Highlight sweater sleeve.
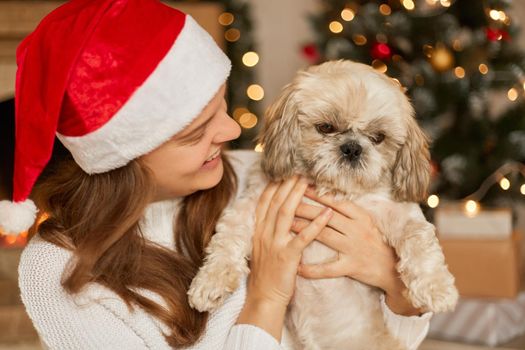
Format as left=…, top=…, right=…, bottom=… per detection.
left=18, top=237, right=156, bottom=350
left=224, top=324, right=282, bottom=349
left=379, top=293, right=433, bottom=350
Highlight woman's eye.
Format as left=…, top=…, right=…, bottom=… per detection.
left=315, top=123, right=336, bottom=134
left=370, top=132, right=385, bottom=144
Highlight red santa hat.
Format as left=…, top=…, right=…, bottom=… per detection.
left=0, top=0, right=231, bottom=234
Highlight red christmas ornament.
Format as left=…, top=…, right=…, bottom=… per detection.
left=302, top=43, right=320, bottom=63
left=371, top=42, right=392, bottom=60
left=485, top=27, right=511, bottom=41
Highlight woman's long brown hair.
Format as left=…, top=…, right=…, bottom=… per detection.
left=30, top=151, right=237, bottom=347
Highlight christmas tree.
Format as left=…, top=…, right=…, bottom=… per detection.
left=304, top=0, right=525, bottom=205
left=212, top=0, right=263, bottom=148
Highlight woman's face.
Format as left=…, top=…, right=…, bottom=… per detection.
left=140, top=84, right=241, bottom=200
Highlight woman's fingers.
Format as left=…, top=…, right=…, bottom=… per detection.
left=288, top=207, right=333, bottom=254
left=291, top=218, right=348, bottom=250
left=273, top=178, right=309, bottom=238
left=304, top=187, right=369, bottom=221
left=255, top=182, right=280, bottom=233
left=297, top=259, right=345, bottom=279
left=295, top=203, right=356, bottom=237
left=259, top=175, right=300, bottom=237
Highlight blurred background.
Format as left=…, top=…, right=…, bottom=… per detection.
left=1, top=0, right=525, bottom=349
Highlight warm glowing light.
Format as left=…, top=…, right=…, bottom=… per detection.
left=239, top=113, right=258, bottom=129
left=402, top=0, right=415, bottom=10
left=498, top=11, right=507, bottom=22
left=520, top=184, right=525, bottom=195
left=242, top=51, right=259, bottom=67
left=233, top=107, right=250, bottom=121
left=225, top=28, right=240, bottom=42
left=372, top=59, right=387, bottom=73
left=479, top=64, right=489, bottom=74
left=508, top=88, right=518, bottom=101
left=247, top=84, right=264, bottom=101
left=489, top=9, right=500, bottom=20
left=464, top=200, right=480, bottom=217
left=499, top=177, right=510, bottom=190
left=440, top=0, right=451, bottom=7
left=341, top=8, right=355, bottom=21
left=427, top=195, right=439, bottom=208
left=218, top=12, right=234, bottom=26
left=454, top=66, right=465, bottom=78
left=423, top=44, right=433, bottom=58
left=379, top=4, right=391, bottom=16
left=352, top=34, right=367, bottom=45
left=329, top=21, right=344, bottom=33
left=255, top=143, right=264, bottom=152
left=6, top=234, right=17, bottom=245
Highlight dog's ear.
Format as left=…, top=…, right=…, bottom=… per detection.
left=392, top=112, right=431, bottom=203
left=257, top=82, right=300, bottom=181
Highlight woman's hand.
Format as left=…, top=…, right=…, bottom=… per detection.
left=236, top=176, right=334, bottom=340
left=291, top=186, right=423, bottom=316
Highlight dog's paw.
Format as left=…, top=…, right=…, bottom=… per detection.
left=188, top=265, right=246, bottom=312
left=406, top=269, right=459, bottom=313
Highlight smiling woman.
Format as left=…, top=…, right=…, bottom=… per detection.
left=140, top=84, right=241, bottom=200
left=8, top=1, right=433, bottom=349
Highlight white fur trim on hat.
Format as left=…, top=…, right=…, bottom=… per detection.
left=0, top=199, right=38, bottom=234
left=57, top=16, right=231, bottom=174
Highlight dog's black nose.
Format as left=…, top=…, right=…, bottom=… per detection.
left=340, top=141, right=362, bottom=161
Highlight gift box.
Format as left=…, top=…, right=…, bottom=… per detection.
left=428, top=292, right=525, bottom=346
left=435, top=205, right=513, bottom=239
left=438, top=231, right=522, bottom=298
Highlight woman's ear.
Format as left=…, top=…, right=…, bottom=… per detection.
left=257, top=82, right=300, bottom=181
left=391, top=111, right=431, bottom=203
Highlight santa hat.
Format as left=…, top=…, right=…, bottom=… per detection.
left=0, top=0, right=231, bottom=234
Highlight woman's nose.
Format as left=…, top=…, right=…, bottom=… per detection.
left=212, top=113, right=241, bottom=144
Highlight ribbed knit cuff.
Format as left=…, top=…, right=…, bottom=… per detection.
left=380, top=293, right=433, bottom=350
left=224, top=324, right=281, bottom=350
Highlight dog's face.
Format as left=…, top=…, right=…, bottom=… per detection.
left=258, top=60, right=430, bottom=202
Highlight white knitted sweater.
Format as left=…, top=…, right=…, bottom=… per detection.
left=18, top=150, right=432, bottom=349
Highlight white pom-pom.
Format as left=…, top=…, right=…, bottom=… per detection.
left=0, top=199, right=38, bottom=234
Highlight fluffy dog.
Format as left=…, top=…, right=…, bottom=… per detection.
left=188, top=60, right=458, bottom=349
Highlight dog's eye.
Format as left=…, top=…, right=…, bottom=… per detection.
left=316, top=123, right=336, bottom=134
left=370, top=132, right=385, bottom=144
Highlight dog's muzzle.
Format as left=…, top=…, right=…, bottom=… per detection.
left=340, top=141, right=362, bottom=162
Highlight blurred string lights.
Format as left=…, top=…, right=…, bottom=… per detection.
left=323, top=0, right=525, bottom=102
left=218, top=9, right=264, bottom=131
left=305, top=0, right=525, bottom=205
left=426, top=162, right=525, bottom=216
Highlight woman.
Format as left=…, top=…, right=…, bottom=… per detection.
left=2, top=0, right=432, bottom=348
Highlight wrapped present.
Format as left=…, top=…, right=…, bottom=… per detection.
left=428, top=292, right=525, bottom=346
left=435, top=204, right=512, bottom=240
left=438, top=231, right=522, bottom=298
